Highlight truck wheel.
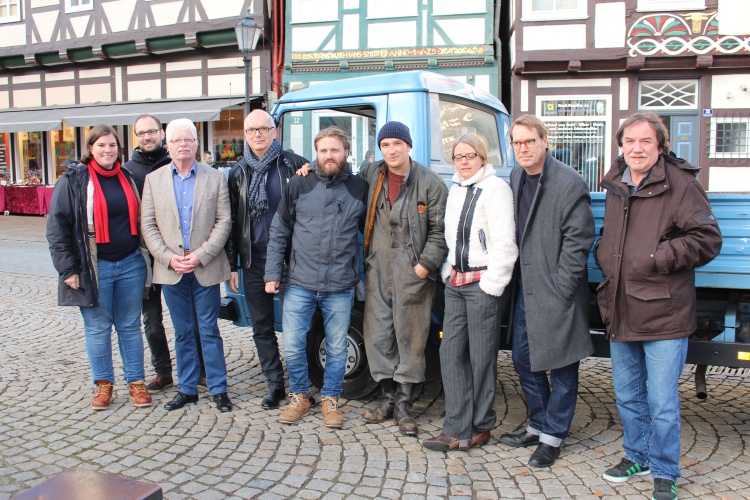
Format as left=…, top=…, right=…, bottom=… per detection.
left=306, top=305, right=379, bottom=400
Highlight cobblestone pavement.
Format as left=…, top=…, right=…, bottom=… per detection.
left=1, top=215, right=749, bottom=499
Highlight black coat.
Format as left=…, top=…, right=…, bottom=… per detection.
left=124, top=147, right=171, bottom=196
left=46, top=164, right=140, bottom=307
left=225, top=150, right=309, bottom=271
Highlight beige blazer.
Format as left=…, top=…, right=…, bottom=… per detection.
left=141, top=162, right=231, bottom=286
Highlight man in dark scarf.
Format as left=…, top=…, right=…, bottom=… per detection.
left=225, top=109, right=310, bottom=410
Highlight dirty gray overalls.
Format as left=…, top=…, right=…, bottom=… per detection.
left=363, top=173, right=435, bottom=385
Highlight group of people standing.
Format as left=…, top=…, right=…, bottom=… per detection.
left=47, top=106, right=720, bottom=500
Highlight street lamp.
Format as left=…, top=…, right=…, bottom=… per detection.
left=235, top=6, right=263, bottom=116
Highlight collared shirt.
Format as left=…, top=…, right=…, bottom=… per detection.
left=172, top=162, right=197, bottom=252
left=622, top=167, right=652, bottom=195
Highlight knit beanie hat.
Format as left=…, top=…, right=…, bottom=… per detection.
left=377, top=121, right=412, bottom=149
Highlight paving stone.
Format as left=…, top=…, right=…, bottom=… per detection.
left=0, top=215, right=748, bottom=500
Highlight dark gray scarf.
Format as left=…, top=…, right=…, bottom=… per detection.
left=244, top=139, right=282, bottom=220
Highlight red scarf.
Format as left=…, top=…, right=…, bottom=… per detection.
left=88, top=159, right=139, bottom=244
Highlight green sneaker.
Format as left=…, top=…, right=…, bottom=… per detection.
left=602, top=458, right=651, bottom=483
left=652, top=478, right=678, bottom=500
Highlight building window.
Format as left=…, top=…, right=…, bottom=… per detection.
left=291, top=0, right=338, bottom=23
left=636, top=0, right=705, bottom=12
left=709, top=117, right=750, bottom=159
left=638, top=80, right=698, bottom=111
left=66, top=0, right=93, bottom=13
left=522, top=0, right=587, bottom=21
left=0, top=132, right=10, bottom=182
left=368, top=0, right=417, bottom=19
left=537, top=96, right=611, bottom=192
left=16, top=132, right=44, bottom=183
left=0, top=0, right=21, bottom=23
left=51, top=127, right=77, bottom=183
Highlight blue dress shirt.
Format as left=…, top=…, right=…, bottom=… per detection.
left=172, top=162, right=197, bottom=252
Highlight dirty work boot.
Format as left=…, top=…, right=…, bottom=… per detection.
left=321, top=396, right=344, bottom=428
left=393, top=382, right=419, bottom=436
left=278, top=393, right=311, bottom=424
left=363, top=379, right=396, bottom=423
left=92, top=380, right=114, bottom=410
left=129, top=380, right=153, bottom=407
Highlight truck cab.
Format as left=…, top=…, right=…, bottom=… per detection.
left=222, top=71, right=514, bottom=398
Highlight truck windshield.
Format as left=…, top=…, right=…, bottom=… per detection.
left=278, top=107, right=376, bottom=174
left=430, top=95, right=504, bottom=178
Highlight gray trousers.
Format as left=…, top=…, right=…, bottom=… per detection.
left=363, top=190, right=435, bottom=384
left=440, top=280, right=507, bottom=439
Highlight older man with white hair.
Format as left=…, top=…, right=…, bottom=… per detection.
left=141, top=118, right=233, bottom=412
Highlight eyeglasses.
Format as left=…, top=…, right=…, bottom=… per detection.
left=510, top=138, right=537, bottom=149
left=168, top=138, right=196, bottom=144
left=135, top=129, right=160, bottom=138
left=452, top=153, right=479, bottom=162
left=245, top=126, right=275, bottom=135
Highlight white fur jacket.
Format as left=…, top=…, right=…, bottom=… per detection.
left=442, top=164, right=518, bottom=297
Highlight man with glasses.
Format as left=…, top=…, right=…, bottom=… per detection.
left=125, top=114, right=206, bottom=394
left=141, top=118, right=233, bottom=412
left=500, top=114, right=595, bottom=468
left=225, top=109, right=310, bottom=410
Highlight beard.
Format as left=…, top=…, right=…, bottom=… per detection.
left=318, top=157, right=348, bottom=176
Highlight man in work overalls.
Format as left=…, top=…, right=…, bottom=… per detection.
left=360, top=121, right=448, bottom=436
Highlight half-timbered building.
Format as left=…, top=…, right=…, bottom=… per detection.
left=0, top=0, right=276, bottom=185
left=512, top=0, right=750, bottom=191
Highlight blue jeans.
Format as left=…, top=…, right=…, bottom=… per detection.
left=162, top=273, right=228, bottom=396
left=512, top=285, right=580, bottom=447
left=80, top=249, right=146, bottom=385
left=610, top=337, right=688, bottom=482
left=282, top=284, right=354, bottom=397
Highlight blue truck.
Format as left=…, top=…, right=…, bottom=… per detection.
left=220, top=71, right=750, bottom=399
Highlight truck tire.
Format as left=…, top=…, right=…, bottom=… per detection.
left=306, top=305, right=379, bottom=400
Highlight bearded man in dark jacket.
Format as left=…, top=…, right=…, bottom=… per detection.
left=125, top=113, right=205, bottom=393
left=225, top=109, right=310, bottom=410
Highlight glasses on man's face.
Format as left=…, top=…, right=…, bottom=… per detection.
left=135, top=129, right=160, bottom=138
left=245, top=126, right=275, bottom=135
left=510, top=138, right=537, bottom=150
left=452, top=152, right=479, bottom=162
left=168, top=138, right=196, bottom=145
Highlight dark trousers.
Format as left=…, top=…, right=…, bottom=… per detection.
left=143, top=283, right=204, bottom=378
left=242, top=258, right=285, bottom=391
left=512, top=284, right=580, bottom=447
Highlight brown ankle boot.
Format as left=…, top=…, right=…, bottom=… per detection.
left=129, top=380, right=153, bottom=407
left=363, top=379, right=396, bottom=423
left=92, top=380, right=114, bottom=410
left=279, top=393, right=311, bottom=424
left=321, top=396, right=344, bottom=428
left=393, top=383, right=419, bottom=436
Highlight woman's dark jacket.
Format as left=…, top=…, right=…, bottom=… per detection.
left=46, top=164, right=140, bottom=307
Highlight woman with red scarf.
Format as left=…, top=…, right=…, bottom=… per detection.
left=47, top=124, right=152, bottom=411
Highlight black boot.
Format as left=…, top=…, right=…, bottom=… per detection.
left=363, top=379, right=396, bottom=423
left=393, top=382, right=419, bottom=436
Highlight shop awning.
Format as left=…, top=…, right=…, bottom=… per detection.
left=63, top=98, right=246, bottom=127
left=0, top=108, right=68, bottom=132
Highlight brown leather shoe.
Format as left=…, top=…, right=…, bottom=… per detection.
left=145, top=375, right=173, bottom=393
left=469, top=430, right=491, bottom=448
left=423, top=433, right=470, bottom=452
left=92, top=380, right=114, bottom=410
left=129, top=380, right=153, bottom=407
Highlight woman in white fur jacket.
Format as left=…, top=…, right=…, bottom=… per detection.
left=423, top=133, right=518, bottom=452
